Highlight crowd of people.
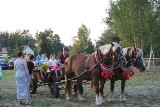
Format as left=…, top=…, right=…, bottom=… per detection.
left=14, top=47, right=69, bottom=105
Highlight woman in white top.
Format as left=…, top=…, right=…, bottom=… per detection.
left=49, top=54, right=62, bottom=78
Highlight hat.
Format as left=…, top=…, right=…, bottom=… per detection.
left=63, top=47, right=68, bottom=51
left=36, top=55, right=41, bottom=61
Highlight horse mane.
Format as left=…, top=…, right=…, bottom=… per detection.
left=99, top=42, right=120, bottom=55
left=123, top=47, right=143, bottom=58
left=136, top=48, right=143, bottom=58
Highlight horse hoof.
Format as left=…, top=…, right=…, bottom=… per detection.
left=99, top=97, right=105, bottom=104
left=120, top=96, right=126, bottom=102
left=108, top=97, right=112, bottom=102
left=66, top=96, right=71, bottom=101
left=95, top=100, right=102, bottom=106
left=78, top=96, right=85, bottom=101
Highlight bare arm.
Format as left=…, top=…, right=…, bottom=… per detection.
left=49, top=59, right=52, bottom=67
left=14, top=63, right=16, bottom=76
left=58, top=59, right=64, bottom=66
left=23, top=60, right=29, bottom=78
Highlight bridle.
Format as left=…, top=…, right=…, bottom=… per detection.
left=95, top=47, right=125, bottom=80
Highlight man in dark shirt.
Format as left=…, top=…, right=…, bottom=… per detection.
left=58, top=47, right=69, bottom=72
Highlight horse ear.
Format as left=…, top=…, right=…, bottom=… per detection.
left=129, top=48, right=133, bottom=57
left=134, top=46, right=136, bottom=52
left=111, top=42, right=114, bottom=47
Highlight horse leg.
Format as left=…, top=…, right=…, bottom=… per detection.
left=120, top=79, right=126, bottom=102
left=65, top=75, right=72, bottom=101
left=76, top=79, right=84, bottom=101
left=108, top=79, right=115, bottom=102
left=93, top=78, right=102, bottom=106
left=99, top=79, right=106, bottom=104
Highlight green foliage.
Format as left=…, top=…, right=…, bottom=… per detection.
left=36, top=29, right=53, bottom=57
left=71, top=24, right=94, bottom=54
left=105, top=0, right=160, bottom=57
left=0, top=30, right=36, bottom=57
left=51, top=34, right=63, bottom=57
left=36, top=29, right=63, bottom=58
left=96, top=29, right=120, bottom=47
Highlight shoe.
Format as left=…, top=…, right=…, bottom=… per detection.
left=18, top=101, right=23, bottom=105
left=25, top=102, right=33, bottom=105
left=37, top=80, right=43, bottom=84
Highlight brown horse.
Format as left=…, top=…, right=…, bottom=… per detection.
left=108, top=47, right=145, bottom=102
left=64, top=42, right=127, bottom=105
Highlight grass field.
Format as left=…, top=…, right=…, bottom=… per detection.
left=0, top=69, right=160, bottom=107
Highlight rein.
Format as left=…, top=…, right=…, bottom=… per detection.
left=63, top=53, right=99, bottom=82
left=63, top=48, right=126, bottom=82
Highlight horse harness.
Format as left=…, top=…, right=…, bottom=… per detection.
left=83, top=48, right=123, bottom=80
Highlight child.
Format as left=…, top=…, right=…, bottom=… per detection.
left=49, top=54, right=62, bottom=78
left=34, top=55, right=43, bottom=82
left=41, top=54, right=48, bottom=64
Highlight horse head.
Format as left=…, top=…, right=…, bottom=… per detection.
left=126, top=47, right=145, bottom=72
left=99, top=42, right=127, bottom=68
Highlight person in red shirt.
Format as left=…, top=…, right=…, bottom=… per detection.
left=58, top=47, right=69, bottom=74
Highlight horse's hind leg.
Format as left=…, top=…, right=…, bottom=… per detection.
left=108, top=79, right=115, bottom=102
left=99, top=79, right=106, bottom=104
left=120, top=79, right=126, bottom=102
left=65, top=75, right=72, bottom=101
left=76, top=79, right=84, bottom=101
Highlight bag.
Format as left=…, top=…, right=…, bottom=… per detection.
left=0, top=66, right=2, bottom=80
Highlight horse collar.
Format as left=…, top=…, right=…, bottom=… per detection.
left=95, top=49, right=114, bottom=76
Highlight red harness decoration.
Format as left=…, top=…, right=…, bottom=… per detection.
left=95, top=49, right=114, bottom=81
left=121, top=66, right=135, bottom=80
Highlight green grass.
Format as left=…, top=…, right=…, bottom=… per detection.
left=0, top=70, right=160, bottom=107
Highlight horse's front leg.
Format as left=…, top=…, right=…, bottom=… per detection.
left=65, top=75, right=72, bottom=101
left=93, top=78, right=102, bottom=106
left=76, top=79, right=84, bottom=101
left=108, top=79, right=115, bottom=102
left=99, top=79, right=106, bottom=104
left=120, top=79, right=126, bottom=102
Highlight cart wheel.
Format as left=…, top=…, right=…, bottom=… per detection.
left=50, top=83, right=59, bottom=98
left=74, top=84, right=83, bottom=95
left=30, top=79, right=37, bottom=94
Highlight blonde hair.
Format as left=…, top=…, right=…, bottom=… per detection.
left=42, top=54, right=47, bottom=58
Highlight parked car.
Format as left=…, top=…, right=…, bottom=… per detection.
left=8, top=58, right=16, bottom=69
left=8, top=61, right=14, bottom=69
left=0, top=66, right=2, bottom=80
left=0, top=60, right=8, bottom=70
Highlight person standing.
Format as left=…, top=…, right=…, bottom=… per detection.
left=14, top=51, right=31, bottom=105
left=27, top=55, right=34, bottom=79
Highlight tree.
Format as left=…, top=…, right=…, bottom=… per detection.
left=105, top=0, right=160, bottom=57
left=6, top=30, right=36, bottom=57
left=105, top=0, right=153, bottom=48
left=71, top=24, right=94, bottom=54
left=96, top=29, right=120, bottom=47
left=35, top=28, right=53, bottom=57
left=51, top=34, right=63, bottom=57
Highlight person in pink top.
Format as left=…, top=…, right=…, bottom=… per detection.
left=49, top=54, right=62, bottom=78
